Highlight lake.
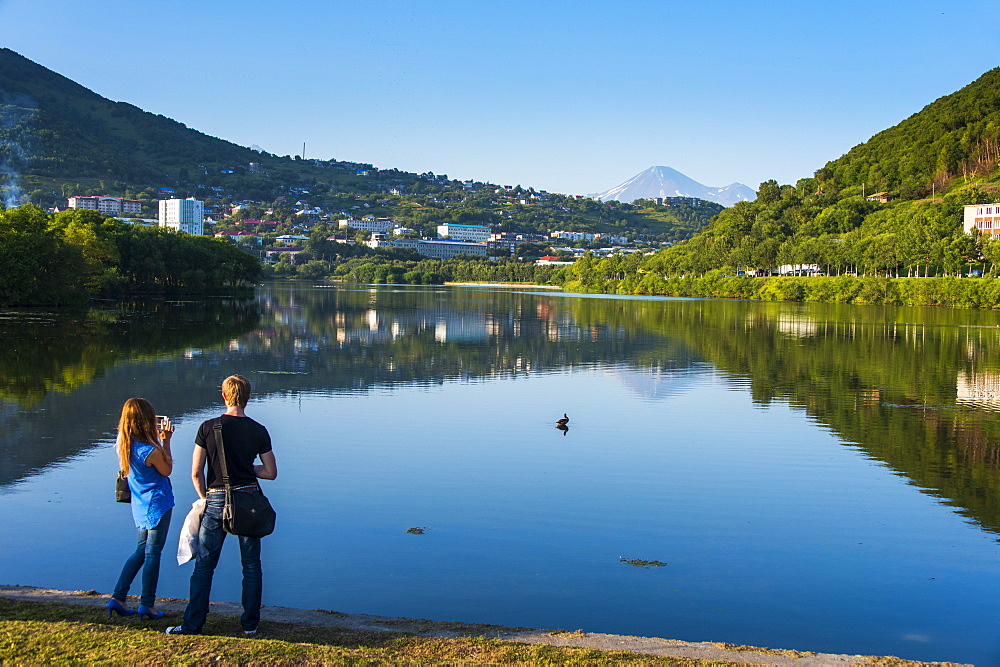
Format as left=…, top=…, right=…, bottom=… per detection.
left=1, top=282, right=998, bottom=664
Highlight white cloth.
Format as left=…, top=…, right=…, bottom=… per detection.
left=176, top=498, right=207, bottom=565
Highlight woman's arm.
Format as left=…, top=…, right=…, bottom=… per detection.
left=191, top=446, right=208, bottom=499
left=145, top=447, right=173, bottom=476
left=157, top=417, right=174, bottom=463
left=254, top=451, right=277, bottom=480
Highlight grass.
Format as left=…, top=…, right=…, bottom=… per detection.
left=0, top=597, right=721, bottom=665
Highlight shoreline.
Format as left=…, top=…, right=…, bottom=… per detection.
left=0, top=585, right=958, bottom=666
left=444, top=282, right=562, bottom=289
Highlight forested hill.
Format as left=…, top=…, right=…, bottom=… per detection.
left=0, top=48, right=262, bottom=184
left=636, top=67, right=1000, bottom=277
left=816, top=67, right=1000, bottom=199
left=0, top=48, right=427, bottom=204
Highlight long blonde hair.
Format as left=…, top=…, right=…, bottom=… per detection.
left=115, top=398, right=169, bottom=474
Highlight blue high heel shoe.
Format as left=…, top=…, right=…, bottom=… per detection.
left=106, top=598, right=136, bottom=618
left=137, top=604, right=164, bottom=620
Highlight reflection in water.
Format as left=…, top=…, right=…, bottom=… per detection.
left=0, top=298, right=260, bottom=488
left=4, top=284, right=999, bottom=542
left=611, top=365, right=704, bottom=401
left=956, top=371, right=1000, bottom=409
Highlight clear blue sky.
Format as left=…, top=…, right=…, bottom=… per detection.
left=1, top=0, right=998, bottom=196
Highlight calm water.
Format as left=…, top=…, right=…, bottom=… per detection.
left=1, top=283, right=998, bottom=664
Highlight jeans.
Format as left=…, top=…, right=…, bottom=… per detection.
left=182, top=491, right=262, bottom=633
left=113, top=508, right=173, bottom=607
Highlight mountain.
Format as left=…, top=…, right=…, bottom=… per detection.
left=593, top=166, right=756, bottom=207
left=0, top=48, right=401, bottom=204
left=0, top=48, right=263, bottom=184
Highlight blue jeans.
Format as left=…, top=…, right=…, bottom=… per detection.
left=182, top=491, right=262, bottom=633
left=113, top=508, right=173, bottom=607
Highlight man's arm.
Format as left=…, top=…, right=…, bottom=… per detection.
left=255, top=451, right=277, bottom=480
left=191, top=446, right=208, bottom=499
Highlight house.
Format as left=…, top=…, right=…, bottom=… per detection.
left=215, top=230, right=263, bottom=245
left=238, top=220, right=280, bottom=231
left=865, top=192, right=897, bottom=203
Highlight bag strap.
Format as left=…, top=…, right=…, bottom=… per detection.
left=213, top=419, right=234, bottom=513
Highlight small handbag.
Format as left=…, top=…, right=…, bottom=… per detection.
left=213, top=421, right=276, bottom=538
left=115, top=470, right=131, bottom=503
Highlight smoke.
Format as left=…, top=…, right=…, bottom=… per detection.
left=0, top=90, right=37, bottom=209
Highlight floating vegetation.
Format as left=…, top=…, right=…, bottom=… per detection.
left=619, top=557, right=667, bottom=568
left=406, top=527, right=428, bottom=535
left=550, top=629, right=588, bottom=638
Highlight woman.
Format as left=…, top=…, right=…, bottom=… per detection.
left=106, top=398, right=175, bottom=620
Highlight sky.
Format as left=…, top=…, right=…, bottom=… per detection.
left=1, top=0, right=998, bottom=196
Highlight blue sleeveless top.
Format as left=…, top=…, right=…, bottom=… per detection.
left=128, top=442, right=175, bottom=529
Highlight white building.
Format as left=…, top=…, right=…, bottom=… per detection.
left=375, top=238, right=487, bottom=259
left=158, top=198, right=205, bottom=235
left=339, top=217, right=393, bottom=233
left=413, top=240, right=487, bottom=259
left=68, top=196, right=142, bottom=215
left=777, top=264, right=824, bottom=276
left=550, top=230, right=595, bottom=241
left=964, top=203, right=1000, bottom=238
left=437, top=224, right=491, bottom=242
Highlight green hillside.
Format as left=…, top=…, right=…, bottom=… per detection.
left=0, top=48, right=396, bottom=205
left=817, top=67, right=1000, bottom=199
left=629, top=67, right=1000, bottom=279
left=0, top=47, right=258, bottom=183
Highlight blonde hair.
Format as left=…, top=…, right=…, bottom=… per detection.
left=222, top=374, right=251, bottom=408
left=115, top=397, right=168, bottom=474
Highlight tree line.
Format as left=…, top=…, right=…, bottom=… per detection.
left=0, top=205, right=260, bottom=306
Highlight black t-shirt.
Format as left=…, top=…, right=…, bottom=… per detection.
left=195, top=415, right=272, bottom=488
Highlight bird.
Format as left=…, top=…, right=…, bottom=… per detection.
left=556, top=413, right=569, bottom=426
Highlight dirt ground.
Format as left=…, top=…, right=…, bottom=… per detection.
left=0, top=585, right=960, bottom=666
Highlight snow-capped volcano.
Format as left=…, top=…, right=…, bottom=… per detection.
left=593, top=166, right=755, bottom=207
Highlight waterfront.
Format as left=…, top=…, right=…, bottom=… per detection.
left=0, top=283, right=998, bottom=664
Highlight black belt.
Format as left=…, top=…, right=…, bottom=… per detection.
left=207, top=484, right=258, bottom=494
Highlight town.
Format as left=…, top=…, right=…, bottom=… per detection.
left=58, top=173, right=717, bottom=270
left=59, top=187, right=1000, bottom=279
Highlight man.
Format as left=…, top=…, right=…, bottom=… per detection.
left=166, top=375, right=277, bottom=636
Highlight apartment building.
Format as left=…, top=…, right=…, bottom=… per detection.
left=436, top=224, right=491, bottom=243
left=965, top=203, right=1000, bottom=238
left=158, top=197, right=205, bottom=235
left=68, top=196, right=142, bottom=215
